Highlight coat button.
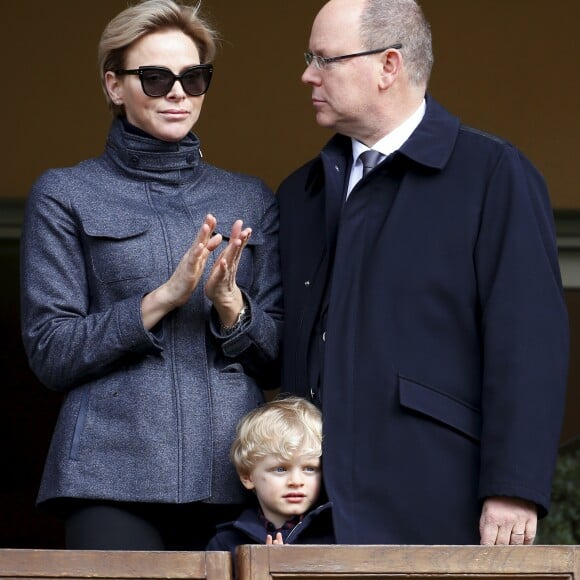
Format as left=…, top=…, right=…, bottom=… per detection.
left=322, top=331, right=326, bottom=342
left=304, top=280, right=310, bottom=287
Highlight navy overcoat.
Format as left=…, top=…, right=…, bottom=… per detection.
left=277, top=96, right=569, bottom=544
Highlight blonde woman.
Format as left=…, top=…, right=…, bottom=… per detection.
left=20, top=0, right=282, bottom=550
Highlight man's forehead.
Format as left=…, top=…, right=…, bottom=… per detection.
left=309, top=4, right=362, bottom=52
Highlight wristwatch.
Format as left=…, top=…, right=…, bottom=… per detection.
left=220, top=304, right=249, bottom=335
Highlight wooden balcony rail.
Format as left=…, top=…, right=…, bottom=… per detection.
left=0, top=545, right=577, bottom=580
left=0, top=549, right=232, bottom=580
left=236, top=544, right=580, bottom=580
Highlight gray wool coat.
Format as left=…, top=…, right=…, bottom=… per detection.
left=20, top=119, right=283, bottom=506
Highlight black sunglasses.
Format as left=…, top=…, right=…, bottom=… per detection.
left=114, top=64, right=213, bottom=97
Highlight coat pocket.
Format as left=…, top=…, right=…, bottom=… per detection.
left=83, top=217, right=153, bottom=283
left=69, top=385, right=92, bottom=460
left=398, top=375, right=481, bottom=441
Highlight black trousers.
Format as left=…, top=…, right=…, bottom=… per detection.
left=63, top=499, right=242, bottom=550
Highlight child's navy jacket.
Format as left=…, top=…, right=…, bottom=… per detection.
left=206, top=501, right=334, bottom=557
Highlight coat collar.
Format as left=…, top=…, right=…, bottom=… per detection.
left=310, top=94, right=461, bottom=179
left=104, top=117, right=203, bottom=183
left=223, top=501, right=333, bottom=543
left=398, top=95, right=461, bottom=170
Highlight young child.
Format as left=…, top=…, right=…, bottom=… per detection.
left=206, top=395, right=334, bottom=553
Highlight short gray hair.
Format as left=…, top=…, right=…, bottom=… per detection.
left=360, top=0, right=433, bottom=88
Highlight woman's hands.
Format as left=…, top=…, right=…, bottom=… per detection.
left=141, top=214, right=250, bottom=330
left=205, top=218, right=252, bottom=328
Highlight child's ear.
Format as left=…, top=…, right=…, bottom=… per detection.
left=239, top=472, right=255, bottom=491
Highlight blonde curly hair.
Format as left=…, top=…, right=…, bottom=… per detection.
left=231, top=396, right=322, bottom=476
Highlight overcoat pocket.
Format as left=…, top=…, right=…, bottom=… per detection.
left=398, top=375, right=481, bottom=441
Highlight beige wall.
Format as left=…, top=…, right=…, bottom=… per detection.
left=3, top=0, right=579, bottom=208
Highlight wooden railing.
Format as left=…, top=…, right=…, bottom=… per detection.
left=0, top=545, right=577, bottom=580
left=0, top=549, right=231, bottom=579
left=237, top=545, right=580, bottom=579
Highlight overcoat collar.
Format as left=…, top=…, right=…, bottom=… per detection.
left=399, top=95, right=461, bottom=170
left=306, top=94, right=462, bottom=186
left=301, top=95, right=460, bottom=249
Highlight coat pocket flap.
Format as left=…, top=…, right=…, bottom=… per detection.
left=219, top=231, right=265, bottom=246
left=399, top=376, right=481, bottom=441
left=82, top=217, right=151, bottom=240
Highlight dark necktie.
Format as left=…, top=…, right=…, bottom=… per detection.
left=359, top=149, right=382, bottom=177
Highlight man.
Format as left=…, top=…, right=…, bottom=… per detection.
left=277, top=0, right=569, bottom=546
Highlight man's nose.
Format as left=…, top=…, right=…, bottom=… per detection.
left=301, top=64, right=320, bottom=85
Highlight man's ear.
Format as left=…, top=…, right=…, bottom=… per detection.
left=378, top=48, right=402, bottom=90
left=104, top=70, right=124, bottom=106
left=239, top=472, right=255, bottom=491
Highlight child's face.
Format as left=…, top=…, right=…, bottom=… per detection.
left=240, top=450, right=322, bottom=529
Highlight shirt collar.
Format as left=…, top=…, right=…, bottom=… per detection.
left=351, top=98, right=427, bottom=162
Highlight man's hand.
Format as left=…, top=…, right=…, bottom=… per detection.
left=480, top=496, right=537, bottom=545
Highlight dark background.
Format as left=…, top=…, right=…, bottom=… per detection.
left=1, top=0, right=579, bottom=206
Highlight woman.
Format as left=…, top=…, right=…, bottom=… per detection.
left=20, top=0, right=282, bottom=550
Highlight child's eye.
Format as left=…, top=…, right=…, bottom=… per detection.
left=304, top=466, right=319, bottom=473
left=273, top=466, right=287, bottom=473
